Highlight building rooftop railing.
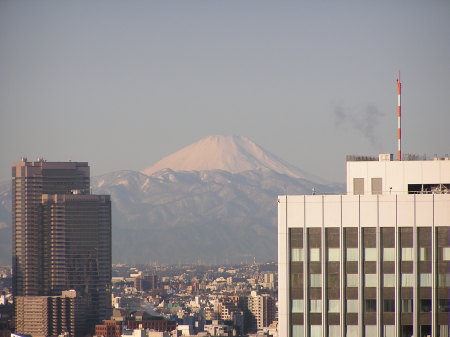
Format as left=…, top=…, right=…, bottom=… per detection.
left=347, top=154, right=449, bottom=162
left=403, top=154, right=428, bottom=161
left=346, top=155, right=378, bottom=162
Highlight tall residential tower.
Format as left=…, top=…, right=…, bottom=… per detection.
left=12, top=158, right=112, bottom=336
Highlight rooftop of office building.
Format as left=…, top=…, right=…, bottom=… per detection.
left=346, top=153, right=450, bottom=162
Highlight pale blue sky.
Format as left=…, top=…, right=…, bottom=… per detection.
left=1, top=1, right=449, bottom=183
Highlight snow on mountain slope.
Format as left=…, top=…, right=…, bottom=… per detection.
left=91, top=168, right=342, bottom=264
left=142, top=135, right=326, bottom=183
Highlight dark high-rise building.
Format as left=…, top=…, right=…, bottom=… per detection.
left=40, top=193, right=112, bottom=326
left=12, top=158, right=111, bottom=336
left=134, top=275, right=158, bottom=291
left=12, top=159, right=90, bottom=296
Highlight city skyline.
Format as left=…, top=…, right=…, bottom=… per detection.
left=1, top=1, right=450, bottom=184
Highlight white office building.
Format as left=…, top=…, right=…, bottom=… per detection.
left=278, top=154, right=450, bottom=337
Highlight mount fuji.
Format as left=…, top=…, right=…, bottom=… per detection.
left=142, top=135, right=327, bottom=183
left=0, top=135, right=343, bottom=264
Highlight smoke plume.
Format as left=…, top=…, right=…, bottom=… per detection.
left=334, top=103, right=384, bottom=145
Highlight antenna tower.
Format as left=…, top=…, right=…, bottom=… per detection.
left=397, top=72, right=402, bottom=161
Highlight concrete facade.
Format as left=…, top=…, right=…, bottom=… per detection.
left=347, top=155, right=450, bottom=195
left=12, top=159, right=90, bottom=296
left=278, top=156, right=450, bottom=337
left=15, top=290, right=86, bottom=337
left=12, top=159, right=112, bottom=336
left=248, top=292, right=276, bottom=331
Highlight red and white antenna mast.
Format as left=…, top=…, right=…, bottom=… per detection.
left=396, top=72, right=402, bottom=161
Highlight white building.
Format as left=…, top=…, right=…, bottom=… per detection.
left=248, top=291, right=276, bottom=331
left=122, top=329, right=171, bottom=337
left=122, top=330, right=147, bottom=337
left=278, top=155, right=450, bottom=337
left=148, top=332, right=171, bottom=337
left=262, top=272, right=275, bottom=290
left=177, top=325, right=194, bottom=336
left=204, top=322, right=233, bottom=336
left=112, top=294, right=122, bottom=309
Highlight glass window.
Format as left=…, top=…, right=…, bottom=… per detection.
left=365, top=299, right=376, bottom=312
left=329, top=325, right=340, bottom=337
left=328, top=300, right=340, bottom=313
left=401, top=299, right=413, bottom=313
left=365, top=273, right=377, bottom=287
left=293, top=325, right=303, bottom=337
left=310, top=325, right=322, bottom=337
left=402, top=247, right=413, bottom=261
left=439, top=273, right=450, bottom=287
left=439, top=326, right=449, bottom=337
left=346, top=326, right=358, bottom=337
left=346, top=248, right=358, bottom=261
left=401, top=273, right=414, bottom=287
left=384, top=299, right=395, bottom=312
left=328, top=248, right=340, bottom=262
left=292, top=273, right=302, bottom=288
left=365, top=325, right=376, bottom=337
left=310, top=248, right=320, bottom=262
left=442, top=247, right=450, bottom=260
left=292, top=299, right=304, bottom=313
left=347, top=274, right=358, bottom=287
left=420, top=299, right=432, bottom=312
left=310, top=300, right=322, bottom=313
left=347, top=300, right=358, bottom=313
left=420, top=273, right=432, bottom=287
left=384, top=325, right=395, bottom=337
left=383, top=274, right=395, bottom=287
left=420, top=247, right=431, bottom=261
left=438, top=299, right=450, bottom=312
left=291, top=248, right=303, bottom=262
left=383, top=248, right=395, bottom=261
left=365, top=248, right=377, bottom=261
left=328, top=273, right=339, bottom=288
left=310, top=274, right=321, bottom=287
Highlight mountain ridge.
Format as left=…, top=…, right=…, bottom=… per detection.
left=91, top=168, right=341, bottom=263
left=0, top=136, right=343, bottom=264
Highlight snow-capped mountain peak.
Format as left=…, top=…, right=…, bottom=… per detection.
left=142, top=135, right=320, bottom=182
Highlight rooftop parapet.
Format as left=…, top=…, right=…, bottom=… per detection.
left=347, top=153, right=449, bottom=162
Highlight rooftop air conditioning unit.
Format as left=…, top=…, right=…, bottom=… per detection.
left=379, top=153, right=393, bottom=161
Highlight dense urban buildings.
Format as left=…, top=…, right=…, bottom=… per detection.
left=1, top=259, right=278, bottom=336
left=278, top=154, right=450, bottom=337
left=12, top=158, right=112, bottom=336
left=107, top=263, right=278, bottom=336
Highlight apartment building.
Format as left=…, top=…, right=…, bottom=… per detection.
left=12, top=158, right=112, bottom=336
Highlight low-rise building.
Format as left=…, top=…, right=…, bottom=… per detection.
left=15, top=290, right=86, bottom=337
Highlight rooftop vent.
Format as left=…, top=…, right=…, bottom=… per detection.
left=379, top=154, right=393, bottom=161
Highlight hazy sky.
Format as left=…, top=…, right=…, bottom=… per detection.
left=1, top=1, right=449, bottom=183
